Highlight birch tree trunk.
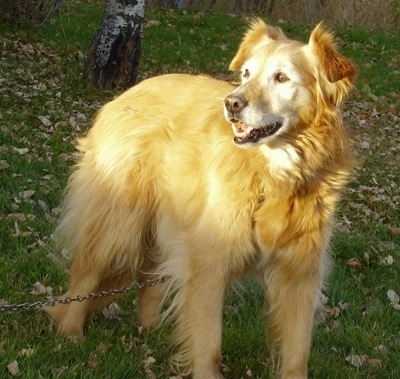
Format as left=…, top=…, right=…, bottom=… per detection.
left=84, top=0, right=145, bottom=90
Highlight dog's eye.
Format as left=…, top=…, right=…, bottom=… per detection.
left=275, top=72, right=289, bottom=83
left=242, top=69, right=250, bottom=79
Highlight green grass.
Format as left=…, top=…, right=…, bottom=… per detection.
left=1, top=2, right=400, bottom=378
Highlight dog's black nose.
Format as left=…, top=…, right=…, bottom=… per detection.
left=224, top=95, right=246, bottom=113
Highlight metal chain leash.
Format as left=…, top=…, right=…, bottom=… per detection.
left=0, top=276, right=169, bottom=312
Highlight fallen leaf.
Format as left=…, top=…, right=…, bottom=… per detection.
left=38, top=200, right=49, bottom=212
left=246, top=368, right=254, bottom=377
left=375, top=344, right=387, bottom=354
left=102, top=302, right=121, bottom=320
left=137, top=325, right=144, bottom=335
left=143, top=356, right=156, bottom=368
left=345, top=354, right=365, bottom=367
left=366, top=358, right=382, bottom=368
left=38, top=115, right=52, bottom=127
left=0, top=160, right=9, bottom=170
left=384, top=255, right=394, bottom=265
left=21, top=190, right=35, bottom=199
left=52, top=344, right=62, bottom=352
left=97, top=342, right=112, bottom=354
left=52, top=365, right=68, bottom=375
left=392, top=303, right=400, bottom=310
left=330, top=306, right=341, bottom=318
left=87, top=360, right=100, bottom=369
left=20, top=348, right=34, bottom=357
left=338, top=301, right=349, bottom=311
left=14, top=147, right=29, bottom=155
left=347, top=257, right=363, bottom=269
left=7, top=360, right=19, bottom=376
left=30, top=282, right=53, bottom=296
left=13, top=221, right=21, bottom=237
left=387, top=289, right=399, bottom=305
left=146, top=369, right=157, bottom=379
left=58, top=153, right=72, bottom=161
left=146, top=19, right=161, bottom=27
left=7, top=213, right=27, bottom=221
left=121, top=335, right=139, bottom=353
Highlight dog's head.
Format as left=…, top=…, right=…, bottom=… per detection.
left=224, top=19, right=356, bottom=147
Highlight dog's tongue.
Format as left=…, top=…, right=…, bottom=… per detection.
left=232, top=121, right=254, bottom=139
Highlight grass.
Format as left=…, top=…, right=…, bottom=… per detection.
left=1, top=2, right=400, bottom=378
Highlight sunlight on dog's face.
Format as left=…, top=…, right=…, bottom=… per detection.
left=224, top=41, right=315, bottom=148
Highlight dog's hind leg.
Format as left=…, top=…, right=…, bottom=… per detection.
left=45, top=256, right=136, bottom=336
left=44, top=255, right=103, bottom=337
left=137, top=255, right=167, bottom=330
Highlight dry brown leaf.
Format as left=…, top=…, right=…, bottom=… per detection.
left=97, top=342, right=113, bottom=354
left=366, top=358, right=382, bottom=368
left=38, top=115, right=52, bottom=127
left=30, top=281, right=53, bottom=296
left=87, top=360, right=100, bottom=369
left=38, top=200, right=49, bottom=212
left=143, top=356, right=156, bottom=368
left=387, top=289, right=399, bottom=304
left=375, top=344, right=388, bottom=354
left=346, top=257, right=363, bottom=269
left=52, top=344, right=62, bottom=352
left=14, top=147, right=29, bottom=155
left=52, top=365, right=68, bottom=375
left=384, top=255, right=394, bottom=265
left=13, top=221, right=21, bottom=237
left=0, top=160, right=9, bottom=170
left=330, top=306, right=341, bottom=318
left=246, top=368, right=254, bottom=378
left=121, top=335, right=139, bottom=353
left=345, top=354, right=366, bottom=367
left=338, top=301, right=349, bottom=311
left=102, top=302, right=121, bottom=320
left=21, top=190, right=35, bottom=199
left=20, top=348, right=34, bottom=357
left=146, top=19, right=161, bottom=27
left=387, top=289, right=400, bottom=310
left=7, top=360, right=19, bottom=376
left=58, top=153, right=72, bottom=161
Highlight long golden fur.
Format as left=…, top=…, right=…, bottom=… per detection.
left=45, top=20, right=356, bottom=378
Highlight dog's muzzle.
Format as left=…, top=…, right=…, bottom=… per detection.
left=224, top=94, right=283, bottom=145
left=224, top=94, right=247, bottom=123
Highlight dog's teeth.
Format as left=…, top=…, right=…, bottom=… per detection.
left=234, top=121, right=283, bottom=144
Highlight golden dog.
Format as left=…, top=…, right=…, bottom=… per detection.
left=45, top=20, right=356, bottom=378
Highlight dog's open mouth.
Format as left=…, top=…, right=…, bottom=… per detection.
left=233, top=121, right=283, bottom=144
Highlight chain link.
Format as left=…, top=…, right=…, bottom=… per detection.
left=0, top=276, right=169, bottom=312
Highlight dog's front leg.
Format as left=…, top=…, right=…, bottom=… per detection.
left=171, top=257, right=227, bottom=379
left=263, top=243, right=326, bottom=379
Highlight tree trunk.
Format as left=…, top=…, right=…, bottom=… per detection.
left=84, top=0, right=145, bottom=90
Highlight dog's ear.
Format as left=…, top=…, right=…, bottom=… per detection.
left=229, top=19, right=286, bottom=71
left=309, top=23, right=356, bottom=83
left=309, top=23, right=356, bottom=105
